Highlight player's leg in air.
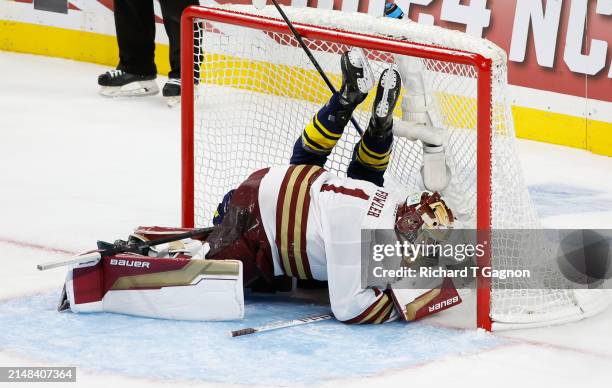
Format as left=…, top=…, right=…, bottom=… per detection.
left=290, top=48, right=373, bottom=166
left=346, top=64, right=401, bottom=186
left=290, top=48, right=402, bottom=187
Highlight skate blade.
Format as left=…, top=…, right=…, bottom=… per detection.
left=348, top=47, right=374, bottom=93
left=165, top=96, right=181, bottom=107
left=99, top=80, right=159, bottom=97
left=375, top=64, right=400, bottom=117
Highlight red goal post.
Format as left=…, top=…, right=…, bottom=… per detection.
left=180, top=5, right=494, bottom=329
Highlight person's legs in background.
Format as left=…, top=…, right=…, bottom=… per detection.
left=115, top=0, right=157, bottom=76
left=98, top=0, right=159, bottom=96
left=159, top=0, right=200, bottom=101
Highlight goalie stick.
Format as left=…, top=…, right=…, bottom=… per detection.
left=264, top=0, right=365, bottom=136
left=36, top=226, right=215, bottom=271
left=230, top=312, right=334, bottom=337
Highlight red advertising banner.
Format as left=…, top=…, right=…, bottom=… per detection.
left=216, top=0, right=611, bottom=103
left=13, top=0, right=610, bottom=102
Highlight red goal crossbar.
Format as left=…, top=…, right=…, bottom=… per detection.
left=179, top=5, right=493, bottom=330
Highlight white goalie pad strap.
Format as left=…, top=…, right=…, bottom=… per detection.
left=401, top=93, right=433, bottom=114
left=148, top=239, right=203, bottom=258
left=193, top=242, right=211, bottom=260
left=403, top=111, right=432, bottom=128
left=402, top=97, right=433, bottom=127
left=66, top=256, right=244, bottom=321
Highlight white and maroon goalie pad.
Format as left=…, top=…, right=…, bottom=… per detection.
left=391, top=278, right=462, bottom=322
left=63, top=254, right=244, bottom=321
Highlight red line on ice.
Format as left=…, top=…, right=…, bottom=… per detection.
left=0, top=237, right=76, bottom=255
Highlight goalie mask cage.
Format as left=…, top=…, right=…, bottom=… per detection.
left=180, top=5, right=609, bottom=331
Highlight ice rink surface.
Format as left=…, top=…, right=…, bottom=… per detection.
left=1, top=51, right=612, bottom=387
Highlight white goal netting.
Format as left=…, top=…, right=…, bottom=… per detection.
left=186, top=5, right=609, bottom=329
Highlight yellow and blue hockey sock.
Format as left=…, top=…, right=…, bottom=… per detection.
left=347, top=123, right=393, bottom=186
left=290, top=93, right=353, bottom=166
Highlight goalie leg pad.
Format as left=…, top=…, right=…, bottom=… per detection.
left=63, top=254, right=244, bottom=321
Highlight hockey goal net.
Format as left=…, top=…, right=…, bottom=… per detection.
left=180, top=5, right=609, bottom=330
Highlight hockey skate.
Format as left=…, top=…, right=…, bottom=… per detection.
left=367, top=64, right=402, bottom=138
left=339, top=47, right=374, bottom=107
left=163, top=78, right=181, bottom=107
left=98, top=69, right=159, bottom=97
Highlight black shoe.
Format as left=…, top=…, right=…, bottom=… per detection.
left=98, top=69, right=158, bottom=97
left=163, top=78, right=182, bottom=107
left=368, top=65, right=402, bottom=138
left=98, top=69, right=156, bottom=87
left=338, top=48, right=374, bottom=107
left=162, top=78, right=181, bottom=97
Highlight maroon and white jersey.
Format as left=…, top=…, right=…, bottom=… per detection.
left=257, top=165, right=406, bottom=323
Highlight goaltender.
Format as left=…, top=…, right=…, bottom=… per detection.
left=59, top=48, right=462, bottom=324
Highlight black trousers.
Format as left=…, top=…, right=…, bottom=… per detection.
left=114, top=0, right=199, bottom=79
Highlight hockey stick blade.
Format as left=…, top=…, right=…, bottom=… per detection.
left=229, top=312, right=334, bottom=337
left=36, top=226, right=215, bottom=271
left=37, top=251, right=102, bottom=271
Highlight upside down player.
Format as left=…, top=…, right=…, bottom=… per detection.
left=60, top=48, right=462, bottom=324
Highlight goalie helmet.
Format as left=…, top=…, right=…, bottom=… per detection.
left=395, top=191, right=454, bottom=243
